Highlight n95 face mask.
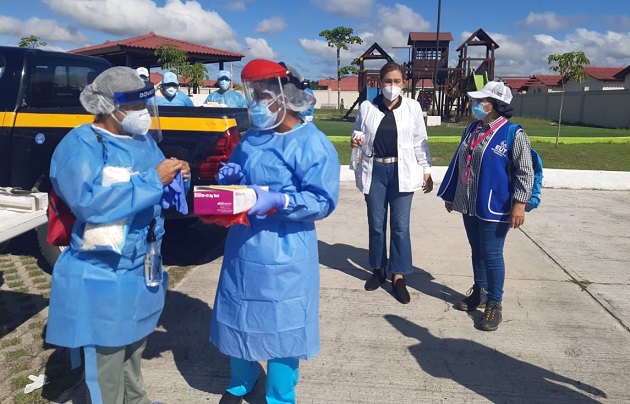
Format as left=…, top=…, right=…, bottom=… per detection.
left=121, top=109, right=152, bottom=136
left=382, top=85, right=401, bottom=101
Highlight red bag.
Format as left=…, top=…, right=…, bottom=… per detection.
left=46, top=188, right=75, bottom=246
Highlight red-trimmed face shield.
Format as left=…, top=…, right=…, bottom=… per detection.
left=241, top=59, right=288, bottom=130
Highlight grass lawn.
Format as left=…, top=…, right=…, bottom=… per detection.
left=313, top=112, right=630, bottom=171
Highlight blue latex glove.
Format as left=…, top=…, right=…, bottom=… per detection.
left=248, top=185, right=286, bottom=216
left=217, top=162, right=244, bottom=184
left=161, top=171, right=189, bottom=214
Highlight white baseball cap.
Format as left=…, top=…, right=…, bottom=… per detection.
left=468, top=80, right=513, bottom=104
left=136, top=67, right=149, bottom=78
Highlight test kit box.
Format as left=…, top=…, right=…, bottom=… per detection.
left=193, top=185, right=257, bottom=215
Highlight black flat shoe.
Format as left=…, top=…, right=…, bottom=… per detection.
left=364, top=268, right=387, bottom=291
left=219, top=392, right=244, bottom=404
left=392, top=275, right=410, bottom=304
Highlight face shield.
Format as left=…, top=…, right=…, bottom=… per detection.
left=241, top=59, right=288, bottom=131
left=113, top=82, right=162, bottom=142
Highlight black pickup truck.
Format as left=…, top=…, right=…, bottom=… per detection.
left=0, top=46, right=249, bottom=265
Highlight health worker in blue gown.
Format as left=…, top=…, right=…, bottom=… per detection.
left=45, top=66, right=190, bottom=404
left=154, top=71, right=194, bottom=106
left=211, top=59, right=340, bottom=404
left=203, top=69, right=247, bottom=108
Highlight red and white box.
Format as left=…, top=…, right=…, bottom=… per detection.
left=193, top=185, right=257, bottom=215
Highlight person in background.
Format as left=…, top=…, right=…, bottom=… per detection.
left=45, top=66, right=190, bottom=404
left=203, top=70, right=246, bottom=108
left=211, top=59, right=340, bottom=404
left=155, top=72, right=193, bottom=106
left=437, top=80, right=534, bottom=331
left=136, top=67, right=150, bottom=83
left=300, top=81, right=315, bottom=122
left=351, top=61, right=433, bottom=304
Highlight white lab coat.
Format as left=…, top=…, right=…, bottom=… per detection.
left=353, top=96, right=431, bottom=193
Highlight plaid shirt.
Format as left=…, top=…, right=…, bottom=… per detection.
left=452, top=117, right=534, bottom=216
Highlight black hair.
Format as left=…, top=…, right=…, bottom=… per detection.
left=278, top=62, right=305, bottom=90
left=488, top=98, right=513, bottom=119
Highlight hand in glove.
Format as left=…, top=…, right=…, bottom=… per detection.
left=248, top=185, right=286, bottom=216
left=217, top=162, right=244, bottom=184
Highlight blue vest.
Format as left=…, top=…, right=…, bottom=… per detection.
left=438, top=120, right=513, bottom=222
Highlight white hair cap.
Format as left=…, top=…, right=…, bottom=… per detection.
left=80, top=66, right=145, bottom=115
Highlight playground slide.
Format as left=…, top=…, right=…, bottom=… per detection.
left=473, top=72, right=488, bottom=90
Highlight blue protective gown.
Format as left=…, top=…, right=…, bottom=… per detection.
left=155, top=89, right=194, bottom=106
left=203, top=90, right=246, bottom=108
left=45, top=124, right=168, bottom=348
left=210, top=122, right=340, bottom=361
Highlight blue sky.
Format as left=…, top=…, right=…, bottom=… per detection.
left=1, top=0, right=629, bottom=82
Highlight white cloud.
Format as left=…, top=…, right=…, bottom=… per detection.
left=227, top=1, right=246, bottom=11
left=523, top=12, right=568, bottom=31
left=255, top=17, right=287, bottom=35
left=300, top=3, right=430, bottom=78
left=0, top=15, right=89, bottom=43
left=311, top=0, right=373, bottom=18
left=454, top=27, right=630, bottom=77
left=44, top=0, right=241, bottom=50
left=244, top=37, right=279, bottom=60
left=361, top=4, right=430, bottom=53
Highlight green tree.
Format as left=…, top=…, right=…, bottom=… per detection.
left=18, top=35, right=47, bottom=48
left=181, top=62, right=208, bottom=95
left=547, top=51, right=590, bottom=147
left=319, top=26, right=362, bottom=109
left=155, top=44, right=208, bottom=95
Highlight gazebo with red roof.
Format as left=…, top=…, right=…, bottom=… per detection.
left=70, top=32, right=244, bottom=70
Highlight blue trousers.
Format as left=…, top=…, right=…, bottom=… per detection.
left=364, top=162, right=414, bottom=275
left=226, top=356, right=299, bottom=404
left=462, top=215, right=510, bottom=302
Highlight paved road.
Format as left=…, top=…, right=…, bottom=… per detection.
left=57, top=182, right=630, bottom=404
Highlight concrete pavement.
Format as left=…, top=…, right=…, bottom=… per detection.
left=61, top=180, right=630, bottom=404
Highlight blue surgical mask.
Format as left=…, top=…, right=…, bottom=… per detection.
left=218, top=79, right=230, bottom=91
left=471, top=102, right=488, bottom=120
left=248, top=99, right=279, bottom=129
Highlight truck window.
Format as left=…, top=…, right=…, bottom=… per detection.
left=25, top=57, right=107, bottom=109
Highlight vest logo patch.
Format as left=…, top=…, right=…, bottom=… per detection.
left=492, top=140, right=508, bottom=158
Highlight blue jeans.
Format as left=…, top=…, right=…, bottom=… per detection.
left=462, top=215, right=510, bottom=302
left=365, top=162, right=414, bottom=275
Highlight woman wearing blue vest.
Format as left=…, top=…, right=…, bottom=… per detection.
left=437, top=80, right=534, bottom=331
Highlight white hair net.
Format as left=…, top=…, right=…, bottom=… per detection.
left=80, top=66, right=146, bottom=115
left=278, top=62, right=315, bottom=113
left=282, top=83, right=316, bottom=113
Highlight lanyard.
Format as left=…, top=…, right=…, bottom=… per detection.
left=465, top=117, right=507, bottom=166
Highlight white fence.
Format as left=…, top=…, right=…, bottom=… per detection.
left=511, top=89, right=630, bottom=129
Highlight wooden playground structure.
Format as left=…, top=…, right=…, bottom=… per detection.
left=345, top=28, right=499, bottom=121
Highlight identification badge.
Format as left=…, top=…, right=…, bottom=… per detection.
left=461, top=166, right=471, bottom=184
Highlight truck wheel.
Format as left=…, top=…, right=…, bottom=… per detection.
left=35, top=225, right=66, bottom=274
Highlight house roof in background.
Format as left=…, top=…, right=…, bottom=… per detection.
left=583, top=66, right=625, bottom=81
left=615, top=65, right=630, bottom=79
left=318, top=76, right=359, bottom=91
left=533, top=74, right=563, bottom=86
left=501, top=77, right=534, bottom=91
